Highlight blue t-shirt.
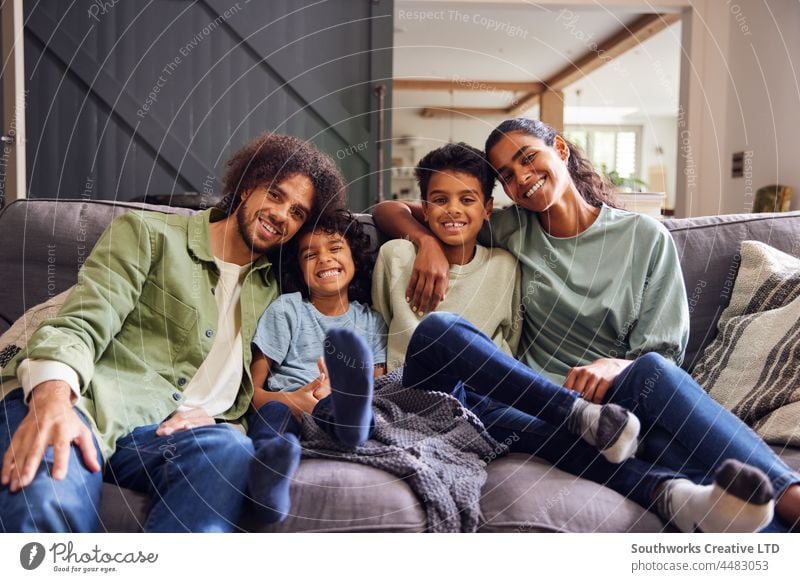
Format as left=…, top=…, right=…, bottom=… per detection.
left=252, top=292, right=388, bottom=392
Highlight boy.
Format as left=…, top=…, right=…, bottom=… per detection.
left=373, top=142, right=520, bottom=371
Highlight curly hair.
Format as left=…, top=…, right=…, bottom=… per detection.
left=485, top=118, right=618, bottom=208
left=414, top=142, right=495, bottom=202
left=277, top=209, right=375, bottom=305
left=217, top=133, right=346, bottom=219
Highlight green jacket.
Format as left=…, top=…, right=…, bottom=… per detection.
left=0, top=208, right=278, bottom=461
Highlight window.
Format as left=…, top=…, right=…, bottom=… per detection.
left=563, top=126, right=642, bottom=180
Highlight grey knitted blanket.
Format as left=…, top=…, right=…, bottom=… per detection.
left=300, top=368, right=508, bottom=532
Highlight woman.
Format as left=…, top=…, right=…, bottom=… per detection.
left=374, top=117, right=800, bottom=531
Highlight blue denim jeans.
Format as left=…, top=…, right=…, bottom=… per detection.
left=403, top=313, right=682, bottom=511
left=606, top=353, right=800, bottom=507
left=248, top=401, right=301, bottom=439
left=0, top=389, right=255, bottom=532
left=403, top=313, right=800, bottom=531
left=462, top=389, right=686, bottom=511
left=404, top=313, right=578, bottom=427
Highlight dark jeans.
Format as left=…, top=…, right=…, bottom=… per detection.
left=465, top=388, right=686, bottom=510
left=403, top=314, right=578, bottom=427
left=0, top=389, right=254, bottom=532
left=247, top=400, right=302, bottom=443
left=403, top=313, right=800, bottom=531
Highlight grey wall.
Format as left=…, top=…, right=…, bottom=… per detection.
left=23, top=0, right=393, bottom=212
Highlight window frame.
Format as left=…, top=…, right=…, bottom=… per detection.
left=563, top=124, right=643, bottom=181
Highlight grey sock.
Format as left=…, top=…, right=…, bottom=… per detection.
left=655, top=460, right=774, bottom=532
left=567, top=399, right=640, bottom=463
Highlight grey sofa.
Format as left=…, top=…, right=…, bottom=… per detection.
left=1, top=198, right=799, bottom=532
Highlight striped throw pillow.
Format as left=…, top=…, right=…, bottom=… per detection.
left=692, top=241, right=800, bottom=446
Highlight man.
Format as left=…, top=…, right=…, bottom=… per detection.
left=0, top=133, right=345, bottom=532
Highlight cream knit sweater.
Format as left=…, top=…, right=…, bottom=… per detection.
left=372, top=239, right=521, bottom=371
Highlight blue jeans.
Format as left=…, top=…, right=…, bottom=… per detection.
left=462, top=389, right=687, bottom=511
left=404, top=313, right=683, bottom=511
left=403, top=313, right=800, bottom=530
left=404, top=314, right=578, bottom=427
left=606, top=353, right=800, bottom=503
left=0, top=389, right=255, bottom=532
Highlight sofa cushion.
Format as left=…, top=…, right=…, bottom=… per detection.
left=98, top=484, right=150, bottom=532
left=664, top=211, right=800, bottom=371
left=478, top=454, right=664, bottom=532
left=101, top=447, right=800, bottom=533
left=693, top=241, right=800, bottom=446
left=254, top=459, right=426, bottom=532
left=773, top=445, right=800, bottom=471
left=101, top=459, right=427, bottom=533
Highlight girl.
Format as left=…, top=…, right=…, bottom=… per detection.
left=375, top=118, right=800, bottom=532
left=247, top=208, right=387, bottom=522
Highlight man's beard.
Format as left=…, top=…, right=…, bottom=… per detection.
left=236, top=201, right=274, bottom=256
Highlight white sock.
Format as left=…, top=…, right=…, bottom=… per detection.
left=568, top=399, right=640, bottom=463
left=656, top=460, right=775, bottom=532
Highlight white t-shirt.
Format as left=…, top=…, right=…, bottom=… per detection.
left=177, top=258, right=248, bottom=417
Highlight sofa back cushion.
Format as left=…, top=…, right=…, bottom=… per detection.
left=0, top=199, right=192, bottom=333
left=664, top=211, right=800, bottom=370
left=3, top=199, right=800, bottom=370
left=0, top=199, right=382, bottom=335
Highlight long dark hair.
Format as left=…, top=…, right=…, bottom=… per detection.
left=485, top=118, right=617, bottom=208
left=278, top=209, right=375, bottom=305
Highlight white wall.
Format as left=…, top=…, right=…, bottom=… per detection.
left=676, top=0, right=800, bottom=217
left=674, top=1, right=730, bottom=217
left=721, top=0, right=800, bottom=214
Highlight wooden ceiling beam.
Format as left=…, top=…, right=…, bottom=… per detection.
left=395, top=79, right=543, bottom=93
left=420, top=106, right=510, bottom=118
left=506, top=91, right=541, bottom=116
left=416, top=13, right=681, bottom=118
left=546, top=13, right=682, bottom=92
left=508, top=13, right=680, bottom=116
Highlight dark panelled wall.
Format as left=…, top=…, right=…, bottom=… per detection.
left=23, top=0, right=393, bottom=212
